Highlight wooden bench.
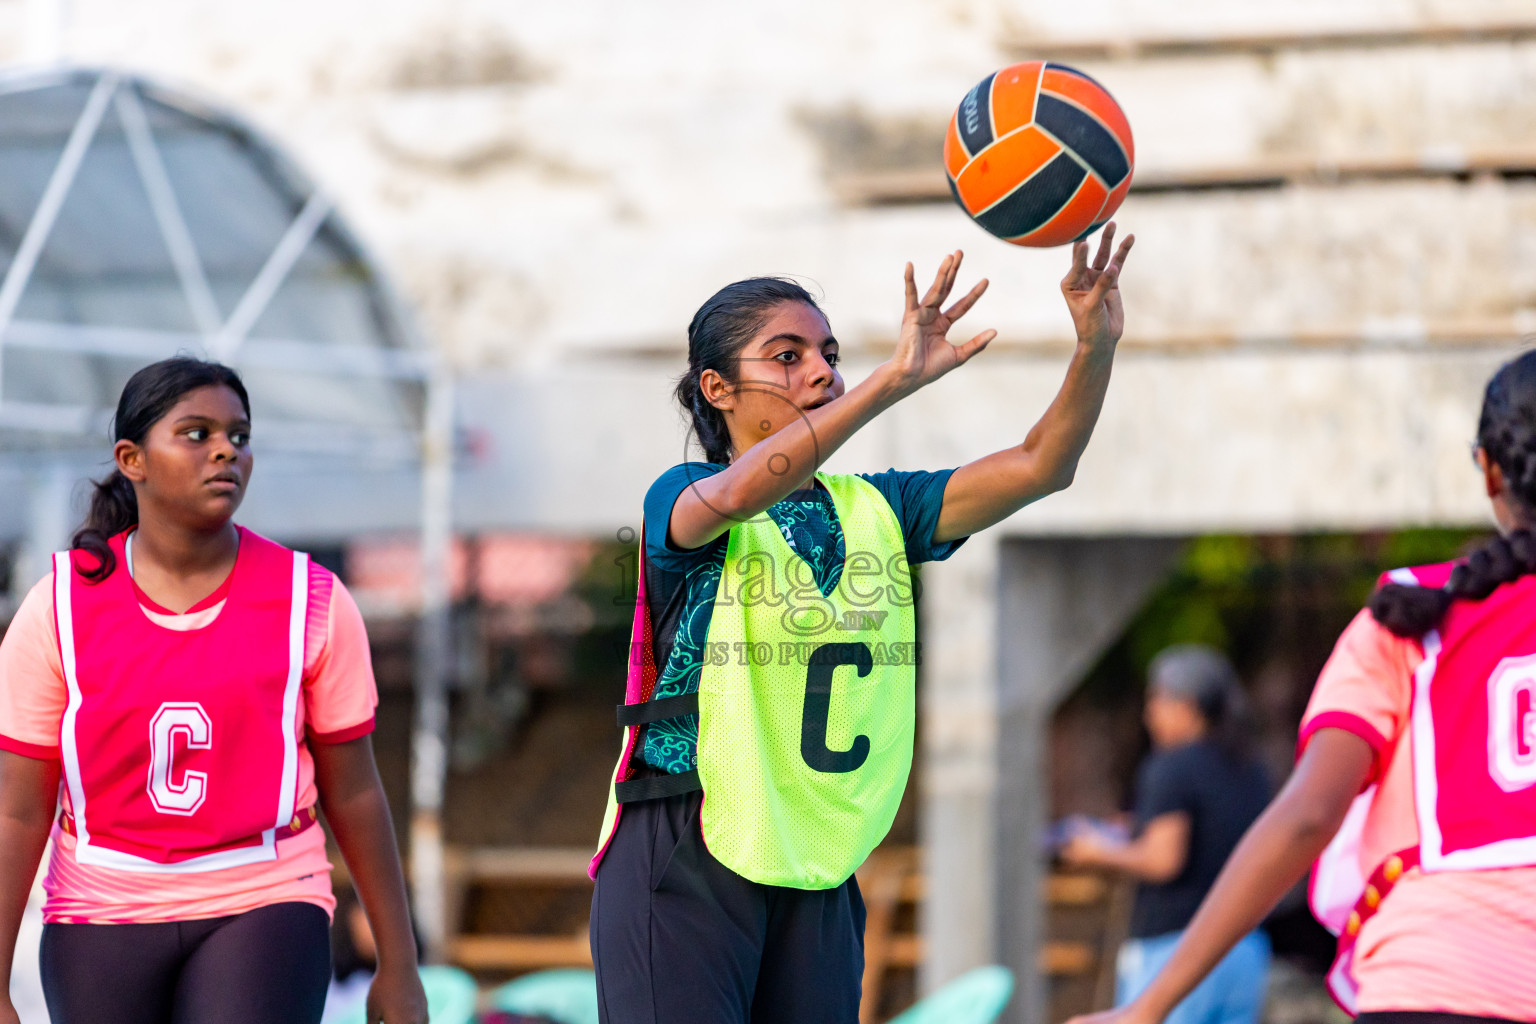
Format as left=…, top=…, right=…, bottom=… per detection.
left=444, top=846, right=596, bottom=973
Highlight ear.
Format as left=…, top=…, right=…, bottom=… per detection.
left=1478, top=446, right=1506, bottom=501
left=699, top=367, right=736, bottom=413
left=115, top=439, right=147, bottom=483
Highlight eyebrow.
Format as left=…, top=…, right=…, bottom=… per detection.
left=172, top=415, right=251, bottom=427
left=760, top=333, right=839, bottom=348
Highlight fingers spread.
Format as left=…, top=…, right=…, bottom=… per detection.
left=1092, top=222, right=1116, bottom=272
left=944, top=277, right=989, bottom=321
left=955, top=328, right=997, bottom=364
left=1109, top=233, right=1135, bottom=274
left=904, top=262, right=917, bottom=311
left=941, top=249, right=963, bottom=302
left=1063, top=239, right=1088, bottom=288
left=922, top=255, right=953, bottom=308
left=1086, top=232, right=1135, bottom=302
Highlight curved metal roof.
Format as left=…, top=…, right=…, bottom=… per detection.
left=0, top=67, right=427, bottom=459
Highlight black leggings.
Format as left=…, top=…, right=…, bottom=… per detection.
left=40, top=901, right=331, bottom=1024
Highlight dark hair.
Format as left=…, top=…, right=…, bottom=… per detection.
left=1148, top=644, right=1255, bottom=761
left=1371, top=351, right=1536, bottom=637
left=71, top=357, right=250, bottom=583
left=675, top=277, right=825, bottom=464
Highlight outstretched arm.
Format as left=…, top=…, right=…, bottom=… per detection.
left=932, top=225, right=1134, bottom=544
left=670, top=252, right=996, bottom=550
left=1066, top=728, right=1372, bottom=1024
left=0, top=751, right=57, bottom=1024
left=313, top=737, right=428, bottom=1024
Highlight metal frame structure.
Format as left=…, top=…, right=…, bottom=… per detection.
left=0, top=66, right=429, bottom=453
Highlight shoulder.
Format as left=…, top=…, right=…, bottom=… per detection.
left=644, top=463, right=728, bottom=569
left=644, top=462, right=725, bottom=531
left=9, top=571, right=58, bottom=639
left=1299, top=608, right=1419, bottom=771
left=646, top=462, right=725, bottom=504
left=853, top=468, right=965, bottom=564
left=855, top=467, right=955, bottom=512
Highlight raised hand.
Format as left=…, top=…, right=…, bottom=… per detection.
left=887, top=250, right=997, bottom=395
left=1060, top=222, right=1134, bottom=348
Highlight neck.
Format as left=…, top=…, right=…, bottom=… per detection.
left=130, top=515, right=240, bottom=578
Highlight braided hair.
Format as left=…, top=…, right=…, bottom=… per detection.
left=675, top=278, right=824, bottom=464
left=1370, top=351, right=1536, bottom=636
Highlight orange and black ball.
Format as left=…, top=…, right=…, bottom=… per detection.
left=945, top=62, right=1135, bottom=247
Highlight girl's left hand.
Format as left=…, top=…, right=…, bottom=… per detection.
left=366, top=962, right=429, bottom=1024
left=1060, top=222, right=1134, bottom=348
left=886, top=250, right=997, bottom=396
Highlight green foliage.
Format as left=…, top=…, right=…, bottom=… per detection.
left=1070, top=528, right=1488, bottom=708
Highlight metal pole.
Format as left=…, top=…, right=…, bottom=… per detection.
left=410, top=357, right=454, bottom=962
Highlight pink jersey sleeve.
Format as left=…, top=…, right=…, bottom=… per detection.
left=1299, top=608, right=1420, bottom=784
left=0, top=573, right=66, bottom=759
left=303, top=572, right=378, bottom=743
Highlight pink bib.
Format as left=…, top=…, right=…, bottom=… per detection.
left=1408, top=564, right=1536, bottom=868
left=1312, top=560, right=1536, bottom=1012
left=52, top=528, right=309, bottom=873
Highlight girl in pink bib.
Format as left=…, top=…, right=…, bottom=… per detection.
left=1068, top=352, right=1536, bottom=1024
left=0, top=358, right=427, bottom=1024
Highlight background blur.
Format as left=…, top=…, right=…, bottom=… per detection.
left=2, top=1, right=1534, bottom=1021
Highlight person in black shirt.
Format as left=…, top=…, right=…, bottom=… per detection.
left=1063, top=645, right=1271, bottom=1024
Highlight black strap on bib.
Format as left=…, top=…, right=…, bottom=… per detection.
left=615, top=769, right=702, bottom=803
left=616, top=692, right=699, bottom=727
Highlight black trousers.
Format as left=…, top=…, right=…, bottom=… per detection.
left=590, top=789, right=866, bottom=1024
left=40, top=901, right=332, bottom=1024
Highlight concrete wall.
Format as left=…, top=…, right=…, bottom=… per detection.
left=3, top=1, right=1533, bottom=1014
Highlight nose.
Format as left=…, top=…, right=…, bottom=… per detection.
left=211, top=433, right=236, bottom=462
left=805, top=352, right=835, bottom=389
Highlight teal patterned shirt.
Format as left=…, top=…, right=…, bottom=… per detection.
left=636, top=463, right=965, bottom=773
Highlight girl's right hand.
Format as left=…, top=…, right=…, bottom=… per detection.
left=365, top=962, right=429, bottom=1024
left=884, top=251, right=996, bottom=396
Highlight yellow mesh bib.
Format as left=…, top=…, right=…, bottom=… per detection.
left=695, top=472, right=917, bottom=889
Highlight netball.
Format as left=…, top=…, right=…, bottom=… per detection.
left=944, top=61, right=1135, bottom=247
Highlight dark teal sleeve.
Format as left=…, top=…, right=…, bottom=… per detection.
left=643, top=462, right=728, bottom=573
left=858, top=468, right=967, bottom=564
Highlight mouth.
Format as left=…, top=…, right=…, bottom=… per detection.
left=205, top=473, right=241, bottom=492
left=805, top=395, right=834, bottom=411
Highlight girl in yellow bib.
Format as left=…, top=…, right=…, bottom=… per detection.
left=589, top=228, right=1135, bottom=1024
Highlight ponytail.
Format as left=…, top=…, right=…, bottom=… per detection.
left=70, top=356, right=249, bottom=583
left=677, top=277, right=824, bottom=465
left=1370, top=350, right=1536, bottom=637
left=675, top=371, right=734, bottom=466
left=1369, top=529, right=1536, bottom=638
left=71, top=472, right=140, bottom=583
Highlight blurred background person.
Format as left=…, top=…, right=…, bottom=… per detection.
left=1062, top=645, right=1271, bottom=1024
